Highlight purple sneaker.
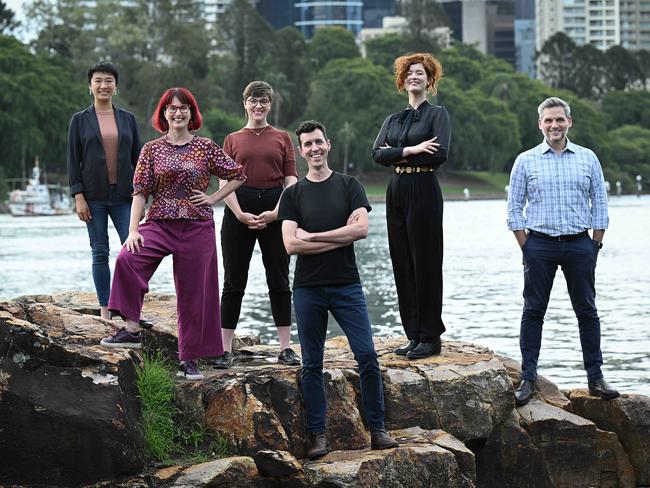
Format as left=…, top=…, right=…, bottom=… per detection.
left=100, top=327, right=142, bottom=349
left=177, top=360, right=204, bottom=380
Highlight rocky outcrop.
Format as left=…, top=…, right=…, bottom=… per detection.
left=0, top=295, right=145, bottom=487
left=567, top=389, right=650, bottom=485
left=1, top=293, right=649, bottom=488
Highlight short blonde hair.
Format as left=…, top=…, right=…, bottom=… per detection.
left=394, top=53, right=443, bottom=95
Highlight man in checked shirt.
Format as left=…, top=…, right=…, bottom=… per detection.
left=507, top=96, right=619, bottom=406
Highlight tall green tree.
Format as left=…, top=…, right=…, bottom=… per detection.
left=397, top=0, right=447, bottom=53
left=572, top=43, right=608, bottom=99
left=364, top=33, right=403, bottom=71
left=0, top=35, right=85, bottom=178
left=605, top=45, right=643, bottom=91
left=602, top=90, right=650, bottom=130
left=536, top=32, right=577, bottom=92
left=303, top=58, right=402, bottom=173
left=309, top=27, right=360, bottom=72
left=0, top=0, right=19, bottom=33
left=216, top=0, right=275, bottom=107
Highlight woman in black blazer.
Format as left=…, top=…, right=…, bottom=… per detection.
left=67, top=61, right=142, bottom=320
left=372, top=53, right=451, bottom=360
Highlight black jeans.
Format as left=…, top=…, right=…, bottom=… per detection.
left=386, top=172, right=446, bottom=342
left=220, top=186, right=291, bottom=329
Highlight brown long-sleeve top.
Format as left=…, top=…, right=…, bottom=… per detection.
left=223, top=126, right=297, bottom=189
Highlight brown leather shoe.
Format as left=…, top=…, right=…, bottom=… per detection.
left=308, top=432, right=331, bottom=460
left=370, top=429, right=399, bottom=450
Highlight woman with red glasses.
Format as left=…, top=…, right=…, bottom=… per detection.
left=100, top=87, right=245, bottom=380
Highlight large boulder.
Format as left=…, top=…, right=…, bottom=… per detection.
left=568, top=390, right=650, bottom=485
left=475, top=399, right=635, bottom=488
left=0, top=298, right=144, bottom=487
left=303, top=444, right=476, bottom=488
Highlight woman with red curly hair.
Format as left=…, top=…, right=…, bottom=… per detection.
left=100, top=87, right=246, bottom=380
left=371, top=53, right=451, bottom=360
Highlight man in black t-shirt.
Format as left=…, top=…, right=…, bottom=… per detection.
left=278, top=120, right=398, bottom=460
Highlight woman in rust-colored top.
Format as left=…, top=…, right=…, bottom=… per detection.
left=100, top=87, right=245, bottom=381
left=211, top=81, right=300, bottom=369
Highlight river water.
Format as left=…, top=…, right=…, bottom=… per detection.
left=1, top=196, right=648, bottom=395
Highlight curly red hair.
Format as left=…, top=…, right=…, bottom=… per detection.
left=394, top=53, right=443, bottom=95
left=151, top=87, right=203, bottom=133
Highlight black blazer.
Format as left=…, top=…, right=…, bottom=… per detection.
left=371, top=101, right=451, bottom=169
left=67, top=105, right=142, bottom=201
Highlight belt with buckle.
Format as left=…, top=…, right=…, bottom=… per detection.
left=394, top=166, right=435, bottom=174
left=528, top=230, right=588, bottom=241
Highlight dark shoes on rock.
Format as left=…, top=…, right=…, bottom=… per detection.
left=308, top=432, right=331, bottom=460
left=210, top=351, right=234, bottom=369
left=588, top=378, right=620, bottom=400
left=278, top=347, right=301, bottom=366
left=406, top=339, right=442, bottom=360
left=370, top=429, right=399, bottom=450
left=514, top=379, right=536, bottom=406
left=394, top=340, right=418, bottom=356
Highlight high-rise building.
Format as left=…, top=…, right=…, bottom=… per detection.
left=294, top=0, right=363, bottom=38
left=256, top=0, right=296, bottom=30
left=363, top=0, right=398, bottom=28
left=535, top=0, right=620, bottom=52
left=515, top=0, right=535, bottom=77
left=620, top=0, right=650, bottom=50
left=439, top=0, right=516, bottom=66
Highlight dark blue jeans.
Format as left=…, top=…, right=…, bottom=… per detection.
left=293, top=283, right=385, bottom=433
left=520, top=234, right=603, bottom=381
left=85, top=187, right=131, bottom=306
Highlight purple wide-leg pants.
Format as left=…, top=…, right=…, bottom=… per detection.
left=108, top=219, right=223, bottom=360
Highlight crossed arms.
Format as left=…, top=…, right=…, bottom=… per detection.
left=281, top=207, right=369, bottom=256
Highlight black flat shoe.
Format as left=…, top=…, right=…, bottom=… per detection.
left=139, top=319, right=154, bottom=329
left=394, top=340, right=418, bottom=356
left=514, top=379, right=536, bottom=406
left=406, top=340, right=441, bottom=359
left=588, top=378, right=620, bottom=400
left=209, top=351, right=234, bottom=369
left=308, top=432, right=331, bottom=460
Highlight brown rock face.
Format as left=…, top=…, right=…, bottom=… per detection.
left=170, top=456, right=258, bottom=487
left=303, top=444, right=475, bottom=488
left=475, top=400, right=635, bottom=488
left=0, top=297, right=144, bottom=487
left=568, top=390, right=650, bottom=485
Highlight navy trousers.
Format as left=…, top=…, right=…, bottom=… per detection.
left=293, top=283, right=385, bottom=433
left=520, top=233, right=604, bottom=381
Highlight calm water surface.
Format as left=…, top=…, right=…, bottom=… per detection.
left=1, top=196, right=648, bottom=394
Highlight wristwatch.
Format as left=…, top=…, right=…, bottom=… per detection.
left=595, top=240, right=603, bottom=249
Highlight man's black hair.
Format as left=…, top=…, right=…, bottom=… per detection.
left=295, top=120, right=328, bottom=144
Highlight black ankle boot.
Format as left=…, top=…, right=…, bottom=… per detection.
left=308, top=432, right=331, bottom=460
left=394, top=340, right=418, bottom=356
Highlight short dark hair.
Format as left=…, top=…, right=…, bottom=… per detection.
left=242, top=81, right=274, bottom=103
left=87, top=61, right=119, bottom=85
left=151, top=87, right=203, bottom=133
left=295, top=120, right=328, bottom=145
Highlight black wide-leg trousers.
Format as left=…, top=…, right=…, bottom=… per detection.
left=386, top=171, right=445, bottom=342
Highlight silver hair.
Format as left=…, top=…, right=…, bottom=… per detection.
left=537, top=97, right=571, bottom=119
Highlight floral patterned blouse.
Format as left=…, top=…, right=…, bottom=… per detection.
left=133, top=135, right=245, bottom=221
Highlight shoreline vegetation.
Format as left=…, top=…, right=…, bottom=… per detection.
left=0, top=170, right=510, bottom=214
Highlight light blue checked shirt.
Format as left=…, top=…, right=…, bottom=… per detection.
left=507, top=139, right=609, bottom=235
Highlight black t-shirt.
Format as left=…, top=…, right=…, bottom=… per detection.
left=278, top=172, right=371, bottom=288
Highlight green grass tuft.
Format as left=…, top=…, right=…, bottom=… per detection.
left=135, top=352, right=229, bottom=464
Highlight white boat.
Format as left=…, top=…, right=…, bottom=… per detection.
left=7, top=158, right=72, bottom=217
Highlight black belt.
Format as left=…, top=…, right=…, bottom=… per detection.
left=394, top=166, right=435, bottom=174
left=527, top=230, right=588, bottom=241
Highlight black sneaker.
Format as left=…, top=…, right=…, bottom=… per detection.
left=278, top=347, right=301, bottom=366
left=210, top=351, right=234, bottom=369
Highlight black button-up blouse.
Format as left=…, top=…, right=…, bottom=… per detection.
left=371, top=100, right=451, bottom=169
